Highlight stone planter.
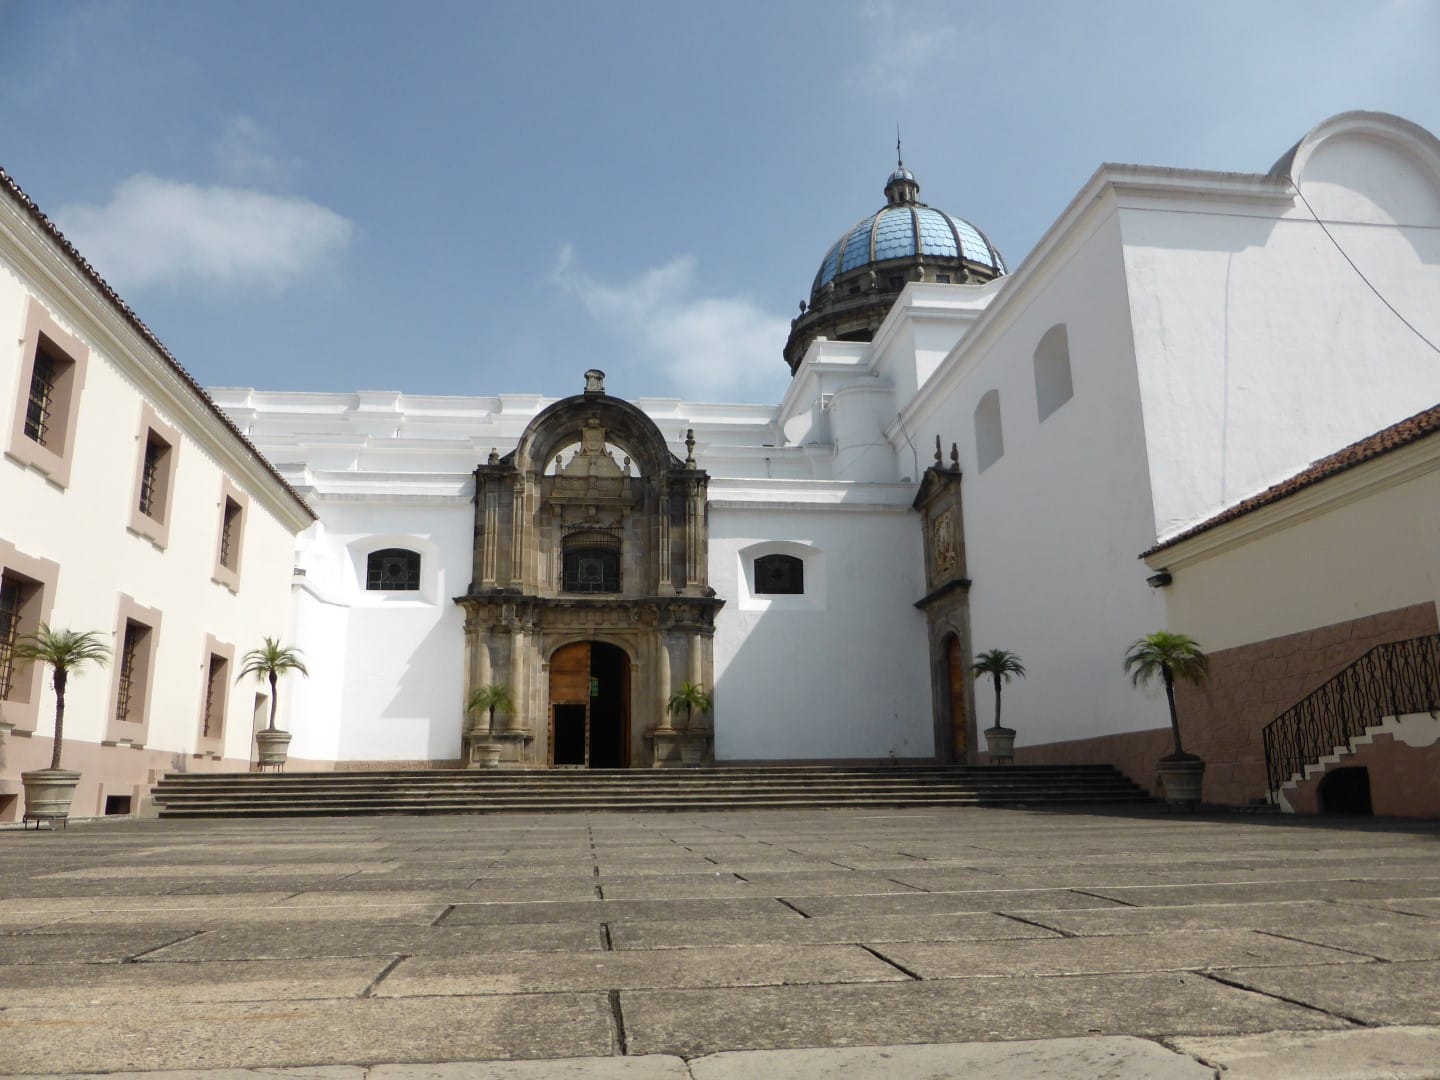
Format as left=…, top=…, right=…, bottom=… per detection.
left=474, top=740, right=503, bottom=768
left=984, top=725, right=1016, bottom=764
left=1156, top=753, right=1205, bottom=807
left=21, top=769, right=81, bottom=828
left=255, top=729, right=292, bottom=772
left=679, top=738, right=705, bottom=766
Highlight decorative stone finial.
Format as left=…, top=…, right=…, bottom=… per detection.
left=584, top=369, right=606, bottom=394
left=685, top=428, right=696, bottom=468
left=487, top=448, right=499, bottom=465
left=950, top=442, right=960, bottom=471
left=934, top=435, right=943, bottom=467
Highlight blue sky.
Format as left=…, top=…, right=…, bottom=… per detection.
left=2, top=1, right=1437, bottom=404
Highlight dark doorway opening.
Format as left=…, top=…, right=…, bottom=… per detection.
left=548, top=641, right=631, bottom=768
left=1318, top=766, right=1373, bottom=815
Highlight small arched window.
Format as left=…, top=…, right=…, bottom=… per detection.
left=562, top=530, right=621, bottom=593
left=754, top=553, right=804, bottom=595
left=974, top=389, right=1004, bottom=472
left=1033, top=324, right=1074, bottom=421
left=366, top=548, right=421, bottom=591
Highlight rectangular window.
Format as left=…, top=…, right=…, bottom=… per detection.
left=219, top=497, right=242, bottom=569
left=127, top=407, right=181, bottom=549
left=202, top=653, right=226, bottom=738
left=0, top=573, right=26, bottom=701
left=8, top=300, right=89, bottom=488
left=114, top=621, right=144, bottom=725
left=138, top=434, right=165, bottom=518
left=24, top=347, right=59, bottom=446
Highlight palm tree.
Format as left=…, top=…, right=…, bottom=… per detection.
left=11, top=625, right=110, bottom=771
left=237, top=637, right=309, bottom=732
left=466, top=683, right=514, bottom=735
left=970, top=648, right=1026, bottom=732
left=667, top=681, right=711, bottom=729
left=1123, top=631, right=1209, bottom=759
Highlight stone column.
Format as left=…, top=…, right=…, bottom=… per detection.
left=506, top=626, right=526, bottom=733
left=655, top=633, right=672, bottom=731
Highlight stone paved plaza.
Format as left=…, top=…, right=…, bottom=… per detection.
left=3, top=806, right=1440, bottom=1078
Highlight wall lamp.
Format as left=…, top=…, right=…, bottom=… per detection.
left=1146, top=569, right=1173, bottom=589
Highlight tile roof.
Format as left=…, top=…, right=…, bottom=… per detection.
left=0, top=165, right=315, bottom=521
left=1144, top=400, right=1440, bottom=557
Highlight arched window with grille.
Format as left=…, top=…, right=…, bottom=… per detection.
left=754, top=553, right=804, bottom=595
left=366, top=548, right=421, bottom=591
left=562, top=530, right=621, bottom=593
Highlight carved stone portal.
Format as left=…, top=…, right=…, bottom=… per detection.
left=455, top=377, right=722, bottom=768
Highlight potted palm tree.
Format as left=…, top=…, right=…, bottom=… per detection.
left=237, top=637, right=309, bottom=771
left=667, top=681, right=711, bottom=766
left=1124, top=631, right=1209, bottom=806
left=12, top=625, right=110, bottom=827
left=466, top=683, right=513, bottom=768
left=971, top=648, right=1025, bottom=763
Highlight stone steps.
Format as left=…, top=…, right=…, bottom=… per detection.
left=150, top=764, right=1150, bottom=818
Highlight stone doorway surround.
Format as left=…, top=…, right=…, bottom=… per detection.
left=456, top=372, right=722, bottom=768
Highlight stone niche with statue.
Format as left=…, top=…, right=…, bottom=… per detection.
left=456, top=371, right=722, bottom=769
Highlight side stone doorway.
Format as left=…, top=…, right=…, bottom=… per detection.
left=549, top=641, right=631, bottom=768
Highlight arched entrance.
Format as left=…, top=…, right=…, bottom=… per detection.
left=944, top=634, right=968, bottom=762
left=549, top=641, right=631, bottom=768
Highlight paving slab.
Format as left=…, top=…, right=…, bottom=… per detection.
left=591, top=874, right=761, bottom=899
left=1219, top=959, right=1440, bottom=1025
left=0, top=929, right=196, bottom=964
left=443, top=897, right=798, bottom=926
left=58, top=904, right=448, bottom=927
left=0, top=956, right=389, bottom=1007
left=143, top=922, right=604, bottom=961
left=373, top=1060, right=689, bottom=1079
left=619, top=971, right=1347, bottom=1057
left=0, top=993, right=615, bottom=1073
left=1170, top=1024, right=1440, bottom=1079
left=778, top=887, right=1125, bottom=917
left=376, top=943, right=906, bottom=996
left=687, top=1036, right=1215, bottom=1079
left=1082, top=878, right=1440, bottom=908
left=607, top=910, right=1060, bottom=949
left=3, top=893, right=293, bottom=914
left=1275, top=917, right=1440, bottom=961
left=876, top=929, right=1368, bottom=978
left=1011, top=899, right=1407, bottom=937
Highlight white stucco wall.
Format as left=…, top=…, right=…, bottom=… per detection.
left=1128, top=122, right=1440, bottom=540
left=709, top=496, right=931, bottom=761
left=0, top=251, right=302, bottom=768
left=897, top=205, right=1169, bottom=748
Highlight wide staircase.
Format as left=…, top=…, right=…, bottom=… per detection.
left=149, top=764, right=1150, bottom=819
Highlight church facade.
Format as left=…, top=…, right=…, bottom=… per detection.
left=3, top=111, right=1439, bottom=818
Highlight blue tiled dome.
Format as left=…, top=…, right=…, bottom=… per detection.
left=811, top=204, right=1007, bottom=302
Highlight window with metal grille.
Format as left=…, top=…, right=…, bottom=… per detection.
left=562, top=530, right=621, bottom=593
left=754, top=553, right=804, bottom=595
left=366, top=548, right=421, bottom=591
left=23, top=348, right=58, bottom=446
left=138, top=432, right=169, bottom=519
left=202, top=654, right=226, bottom=738
left=219, top=497, right=242, bottom=569
left=0, top=574, right=23, bottom=701
left=115, top=622, right=143, bottom=725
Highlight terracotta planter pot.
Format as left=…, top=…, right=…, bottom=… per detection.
left=475, top=741, right=503, bottom=768
left=21, top=769, right=81, bottom=827
left=1156, top=754, right=1205, bottom=806
left=255, top=729, right=292, bottom=771
left=984, top=726, right=1016, bottom=763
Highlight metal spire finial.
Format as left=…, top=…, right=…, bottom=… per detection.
left=896, top=124, right=903, bottom=169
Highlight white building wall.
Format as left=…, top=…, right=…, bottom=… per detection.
left=1127, top=121, right=1440, bottom=540
left=709, top=496, right=931, bottom=761
left=0, top=240, right=303, bottom=816
left=898, top=208, right=1168, bottom=748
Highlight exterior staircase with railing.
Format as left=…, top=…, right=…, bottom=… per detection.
left=1262, top=633, right=1440, bottom=810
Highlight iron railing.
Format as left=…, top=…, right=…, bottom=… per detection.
left=1262, top=633, right=1440, bottom=797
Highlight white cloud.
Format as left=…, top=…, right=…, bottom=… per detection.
left=850, top=2, right=958, bottom=101
left=551, top=245, right=790, bottom=400
left=214, top=116, right=297, bottom=187
left=56, top=174, right=353, bottom=293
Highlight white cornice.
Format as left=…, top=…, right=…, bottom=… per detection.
left=1144, top=433, right=1440, bottom=571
